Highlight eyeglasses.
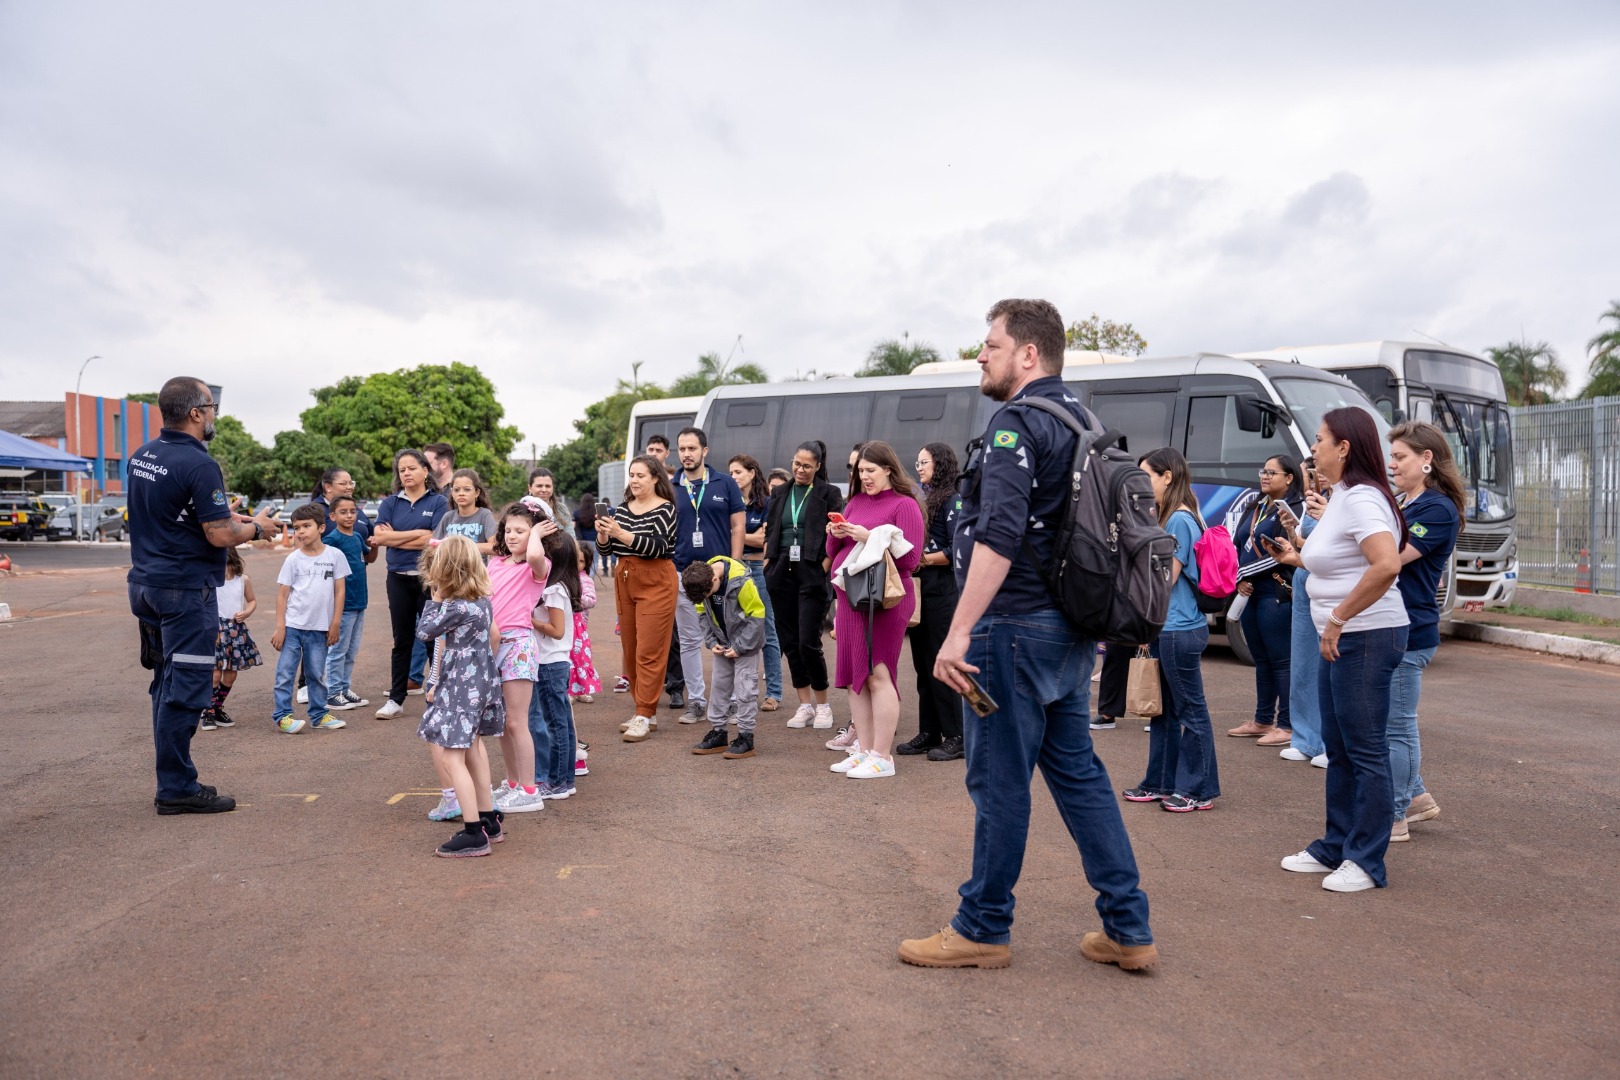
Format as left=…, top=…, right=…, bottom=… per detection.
left=1258, top=469, right=1282, bottom=478
left=194, top=402, right=219, bottom=413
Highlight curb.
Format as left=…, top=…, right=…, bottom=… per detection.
left=1444, top=621, right=1620, bottom=667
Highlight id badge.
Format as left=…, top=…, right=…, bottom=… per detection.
left=692, top=530, right=705, bottom=548
left=789, top=544, right=802, bottom=562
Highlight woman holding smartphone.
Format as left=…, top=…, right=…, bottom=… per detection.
left=1264, top=408, right=1409, bottom=893
left=1225, top=455, right=1306, bottom=747
left=764, top=440, right=845, bottom=731
left=597, top=455, right=679, bottom=743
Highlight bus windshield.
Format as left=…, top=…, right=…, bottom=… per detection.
left=1272, top=376, right=1392, bottom=453
left=1439, top=396, right=1515, bottom=522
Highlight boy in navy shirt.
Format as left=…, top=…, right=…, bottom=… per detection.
left=323, top=495, right=371, bottom=711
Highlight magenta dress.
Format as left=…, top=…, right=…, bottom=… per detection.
left=828, top=488, right=926, bottom=695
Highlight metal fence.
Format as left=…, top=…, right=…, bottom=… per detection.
left=1511, top=397, right=1620, bottom=593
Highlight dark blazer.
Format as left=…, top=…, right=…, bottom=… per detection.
left=763, top=480, right=845, bottom=581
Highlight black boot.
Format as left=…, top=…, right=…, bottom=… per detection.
left=723, top=732, right=755, bottom=759
left=692, top=727, right=729, bottom=754
left=894, top=731, right=942, bottom=756
left=926, top=735, right=965, bottom=761
left=479, top=809, right=506, bottom=844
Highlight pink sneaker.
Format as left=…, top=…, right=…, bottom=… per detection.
left=575, top=758, right=589, bottom=776
left=825, top=725, right=858, bottom=751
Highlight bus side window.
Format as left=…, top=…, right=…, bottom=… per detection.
left=719, top=401, right=777, bottom=469
left=870, top=389, right=977, bottom=470
left=1089, top=392, right=1175, bottom=456
left=779, top=393, right=874, bottom=475
left=1185, top=395, right=1283, bottom=482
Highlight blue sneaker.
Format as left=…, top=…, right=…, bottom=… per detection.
left=275, top=715, right=306, bottom=734
left=427, top=793, right=462, bottom=821
left=537, top=782, right=576, bottom=801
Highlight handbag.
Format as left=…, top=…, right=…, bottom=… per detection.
left=906, top=575, right=921, bottom=628
left=1126, top=645, right=1163, bottom=718
left=882, top=550, right=905, bottom=609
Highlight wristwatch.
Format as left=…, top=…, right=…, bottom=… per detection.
left=252, top=522, right=265, bottom=542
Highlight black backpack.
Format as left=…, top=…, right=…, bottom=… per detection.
left=1015, top=398, right=1177, bottom=642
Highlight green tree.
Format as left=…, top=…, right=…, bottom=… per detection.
left=208, top=415, right=271, bottom=501
left=857, top=333, right=941, bottom=377
left=522, top=364, right=673, bottom=499
left=124, top=392, right=159, bottom=404
left=299, top=362, right=521, bottom=493
left=259, top=430, right=372, bottom=498
left=1488, top=339, right=1567, bottom=406
left=668, top=349, right=769, bottom=396
left=1580, top=299, right=1620, bottom=399
left=958, top=343, right=983, bottom=360
left=1065, top=313, right=1148, bottom=355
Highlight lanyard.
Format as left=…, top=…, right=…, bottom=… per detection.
left=787, top=485, right=810, bottom=531
left=683, top=471, right=709, bottom=514
left=1248, top=497, right=1278, bottom=554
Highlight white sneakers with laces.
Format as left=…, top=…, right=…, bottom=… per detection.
left=375, top=699, right=404, bottom=719
left=786, top=704, right=815, bottom=729
left=831, top=750, right=867, bottom=773
left=1321, top=861, right=1376, bottom=893
left=1280, top=850, right=1332, bottom=873
left=812, top=704, right=834, bottom=729
left=846, top=754, right=895, bottom=779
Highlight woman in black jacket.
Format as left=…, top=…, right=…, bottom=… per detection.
left=764, top=439, right=845, bottom=732
left=896, top=442, right=965, bottom=761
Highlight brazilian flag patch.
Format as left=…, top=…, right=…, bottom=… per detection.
left=993, top=430, right=1019, bottom=448
left=1409, top=523, right=1429, bottom=538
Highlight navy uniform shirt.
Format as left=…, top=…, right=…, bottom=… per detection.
left=924, top=489, right=960, bottom=558
left=374, top=488, right=450, bottom=574
left=1396, top=488, right=1461, bottom=651
left=126, top=429, right=233, bottom=589
left=673, top=465, right=744, bottom=570
left=953, top=375, right=1092, bottom=616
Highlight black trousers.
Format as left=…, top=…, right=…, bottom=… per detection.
left=768, top=560, right=831, bottom=692
left=664, top=626, right=684, bottom=693
left=386, top=571, right=427, bottom=706
left=1096, top=640, right=1139, bottom=719
left=908, top=568, right=962, bottom=739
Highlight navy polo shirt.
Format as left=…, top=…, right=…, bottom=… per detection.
left=953, top=376, right=1093, bottom=616
left=1397, top=488, right=1460, bottom=651
left=127, top=429, right=233, bottom=589
left=744, top=498, right=769, bottom=555
left=673, top=465, right=744, bottom=569
left=375, top=488, right=449, bottom=573
left=314, top=494, right=372, bottom=546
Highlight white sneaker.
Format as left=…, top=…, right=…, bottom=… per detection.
left=846, top=754, right=895, bottom=779
left=375, top=699, right=404, bottom=719
left=1281, top=850, right=1334, bottom=874
left=499, top=786, right=546, bottom=814
left=1310, top=753, right=1329, bottom=769
left=618, top=711, right=659, bottom=732
left=786, top=704, right=815, bottom=729
left=296, top=686, right=309, bottom=704
left=812, top=704, right=834, bottom=729
left=1322, top=860, right=1376, bottom=893
left=1278, top=748, right=1309, bottom=761
left=622, top=715, right=651, bottom=742
left=830, top=750, right=868, bottom=773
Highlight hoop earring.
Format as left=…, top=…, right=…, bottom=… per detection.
left=1421, top=463, right=1432, bottom=474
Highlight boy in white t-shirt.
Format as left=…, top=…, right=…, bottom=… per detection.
left=271, top=504, right=352, bottom=733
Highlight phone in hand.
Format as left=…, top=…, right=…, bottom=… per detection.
left=827, top=512, right=846, bottom=525
left=596, top=502, right=613, bottom=519
left=962, top=672, right=999, bottom=717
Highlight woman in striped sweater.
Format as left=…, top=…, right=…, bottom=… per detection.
left=597, top=454, right=679, bottom=742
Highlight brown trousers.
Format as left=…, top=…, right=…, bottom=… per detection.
left=614, top=556, right=678, bottom=717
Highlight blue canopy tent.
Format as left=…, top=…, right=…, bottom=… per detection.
left=0, top=429, right=93, bottom=473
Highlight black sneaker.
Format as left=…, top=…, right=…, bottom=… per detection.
left=669, top=691, right=685, bottom=710
left=692, top=727, right=729, bottom=755
left=723, top=732, right=755, bottom=759
left=894, top=732, right=941, bottom=756
left=198, top=709, right=217, bottom=731
left=155, top=784, right=237, bottom=815
left=1161, top=794, right=1214, bottom=813
left=926, top=735, right=964, bottom=761
left=1090, top=716, right=1117, bottom=730
left=1121, top=787, right=1163, bottom=803
left=212, top=707, right=236, bottom=728
left=435, top=827, right=491, bottom=858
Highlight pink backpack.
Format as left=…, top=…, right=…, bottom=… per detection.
left=1190, top=521, right=1239, bottom=613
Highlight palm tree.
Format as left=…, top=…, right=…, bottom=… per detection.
left=857, top=332, right=942, bottom=377
left=1580, top=300, right=1620, bottom=399
left=1487, top=339, right=1567, bottom=406
left=668, top=346, right=768, bottom=397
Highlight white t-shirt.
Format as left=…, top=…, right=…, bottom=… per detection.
left=1302, top=483, right=1410, bottom=635
left=277, top=545, right=352, bottom=632
left=216, top=574, right=247, bottom=619
left=532, top=581, right=574, bottom=666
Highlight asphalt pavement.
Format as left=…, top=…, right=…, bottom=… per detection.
left=2, top=548, right=1617, bottom=1079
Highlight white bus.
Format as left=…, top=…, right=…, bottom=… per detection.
left=597, top=395, right=704, bottom=499
left=1238, top=341, right=1516, bottom=608
left=690, top=353, right=1400, bottom=662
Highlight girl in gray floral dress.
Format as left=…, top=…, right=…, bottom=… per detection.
left=415, top=535, right=507, bottom=858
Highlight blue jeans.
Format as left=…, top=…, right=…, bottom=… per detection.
left=1308, top=625, right=1408, bottom=887
left=529, top=662, right=576, bottom=789
left=1240, top=574, right=1293, bottom=728
left=1387, top=646, right=1436, bottom=819
left=1288, top=569, right=1324, bottom=757
left=747, top=561, right=783, bottom=699
left=1141, top=625, right=1220, bottom=800
left=274, top=628, right=329, bottom=720
left=409, top=636, right=426, bottom=685
left=323, top=610, right=365, bottom=698
left=952, top=610, right=1152, bottom=948
left=128, top=582, right=218, bottom=800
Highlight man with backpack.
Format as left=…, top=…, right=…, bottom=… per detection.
left=898, top=299, right=1157, bottom=973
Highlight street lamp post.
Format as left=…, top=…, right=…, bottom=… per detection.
left=74, top=356, right=99, bottom=502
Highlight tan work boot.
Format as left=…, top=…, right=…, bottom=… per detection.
left=1227, top=721, right=1273, bottom=737
left=898, top=927, right=1011, bottom=969
left=1406, top=792, right=1440, bottom=822
left=1080, top=931, right=1159, bottom=971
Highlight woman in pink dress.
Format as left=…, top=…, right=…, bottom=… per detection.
left=826, top=441, right=926, bottom=779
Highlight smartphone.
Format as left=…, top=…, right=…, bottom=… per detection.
left=962, top=672, right=999, bottom=717
left=596, top=502, right=613, bottom=518
left=827, top=512, right=846, bottom=525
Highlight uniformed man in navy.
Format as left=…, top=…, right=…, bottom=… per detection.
left=899, top=299, right=1157, bottom=971
left=128, top=377, right=282, bottom=814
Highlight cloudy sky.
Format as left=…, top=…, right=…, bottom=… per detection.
left=2, top=1, right=1616, bottom=449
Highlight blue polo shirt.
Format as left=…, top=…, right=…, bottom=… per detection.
left=953, top=376, right=1095, bottom=616
left=127, top=429, right=233, bottom=589
left=314, top=494, right=372, bottom=545
left=1397, top=488, right=1460, bottom=651
left=673, top=465, right=744, bottom=570
left=324, top=528, right=369, bottom=611
left=374, top=488, right=449, bottom=573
